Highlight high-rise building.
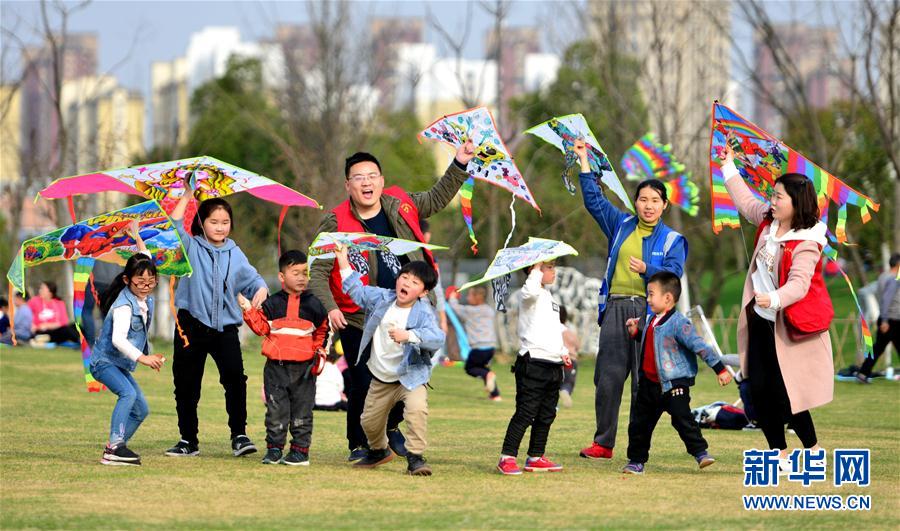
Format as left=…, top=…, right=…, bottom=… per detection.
left=150, top=58, right=188, bottom=150
left=368, top=18, right=424, bottom=109
left=20, top=33, right=98, bottom=176
left=485, top=26, right=540, bottom=127
left=754, top=22, right=851, bottom=134
left=1, top=86, right=22, bottom=183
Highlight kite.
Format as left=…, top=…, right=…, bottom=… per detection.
left=6, top=200, right=191, bottom=391
left=307, top=232, right=448, bottom=268
left=37, top=155, right=321, bottom=251
left=459, top=237, right=578, bottom=311
left=708, top=102, right=879, bottom=356
left=418, top=106, right=539, bottom=253
left=525, top=114, right=633, bottom=211
left=621, top=133, right=699, bottom=216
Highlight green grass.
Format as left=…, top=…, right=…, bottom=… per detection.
left=1, top=342, right=898, bottom=529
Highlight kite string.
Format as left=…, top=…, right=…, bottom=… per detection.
left=503, top=195, right=516, bottom=250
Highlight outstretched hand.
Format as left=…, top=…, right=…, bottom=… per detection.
left=455, top=139, right=476, bottom=165
left=717, top=370, right=733, bottom=386
left=722, top=138, right=735, bottom=165
left=237, top=293, right=251, bottom=312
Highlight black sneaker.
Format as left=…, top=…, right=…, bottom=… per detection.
left=101, top=444, right=141, bottom=466
left=353, top=447, right=394, bottom=468
left=282, top=446, right=310, bottom=466
left=165, top=440, right=199, bottom=457
left=261, top=447, right=283, bottom=465
left=406, top=453, right=432, bottom=476
left=231, top=435, right=258, bottom=457
left=387, top=428, right=408, bottom=457
left=348, top=446, right=369, bottom=462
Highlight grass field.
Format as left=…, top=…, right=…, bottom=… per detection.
left=1, top=341, right=898, bottom=529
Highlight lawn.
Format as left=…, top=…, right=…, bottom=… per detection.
left=1, top=342, right=898, bottom=529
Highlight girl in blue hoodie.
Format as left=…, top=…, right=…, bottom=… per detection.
left=165, top=179, right=268, bottom=458
left=91, top=221, right=165, bottom=466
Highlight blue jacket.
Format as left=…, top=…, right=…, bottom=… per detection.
left=638, top=310, right=726, bottom=393
left=579, top=172, right=688, bottom=324
left=341, top=270, right=445, bottom=390
left=91, top=288, right=154, bottom=373
left=175, top=223, right=267, bottom=331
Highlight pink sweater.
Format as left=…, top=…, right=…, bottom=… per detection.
left=27, top=297, right=69, bottom=329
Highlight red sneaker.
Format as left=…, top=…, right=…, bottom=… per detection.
left=497, top=456, right=522, bottom=475
left=524, top=456, right=563, bottom=472
left=579, top=442, right=613, bottom=460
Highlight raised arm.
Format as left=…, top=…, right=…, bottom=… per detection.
left=520, top=266, right=544, bottom=302
left=410, top=140, right=475, bottom=218
left=335, top=244, right=387, bottom=311
left=307, top=213, right=346, bottom=329
left=720, top=144, right=769, bottom=226
left=574, top=139, right=625, bottom=239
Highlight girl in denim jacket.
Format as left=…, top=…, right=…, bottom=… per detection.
left=90, top=222, right=165, bottom=466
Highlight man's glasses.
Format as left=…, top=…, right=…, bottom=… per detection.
left=131, top=278, right=158, bottom=289
left=347, top=173, right=382, bottom=184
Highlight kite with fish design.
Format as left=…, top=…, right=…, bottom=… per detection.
left=418, top=106, right=539, bottom=253
left=525, top=113, right=633, bottom=211
left=308, top=232, right=448, bottom=267
left=6, top=200, right=190, bottom=391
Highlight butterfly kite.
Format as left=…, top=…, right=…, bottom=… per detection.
left=708, top=101, right=880, bottom=355
left=459, top=237, right=578, bottom=312
left=6, top=200, right=191, bottom=391
left=418, top=106, right=539, bottom=254
left=525, top=114, right=633, bottom=211
left=308, top=232, right=447, bottom=268
left=621, top=133, right=699, bottom=216
left=38, top=155, right=321, bottom=252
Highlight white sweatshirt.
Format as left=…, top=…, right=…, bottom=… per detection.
left=517, top=269, right=566, bottom=363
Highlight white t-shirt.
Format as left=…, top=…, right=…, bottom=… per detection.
left=368, top=302, right=419, bottom=382
left=517, top=269, right=566, bottom=363
left=111, top=297, right=149, bottom=361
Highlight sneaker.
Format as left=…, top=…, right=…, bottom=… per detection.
left=348, top=446, right=369, bottom=462
left=695, top=451, right=716, bottom=469
left=485, top=371, right=497, bottom=393
left=497, top=456, right=522, bottom=475
left=778, top=457, right=791, bottom=476
left=261, top=447, right=283, bottom=465
left=101, top=444, right=141, bottom=465
left=387, top=428, right=409, bottom=457
left=489, top=395, right=503, bottom=402
left=406, top=453, right=432, bottom=476
left=579, top=442, right=613, bottom=460
left=165, top=440, right=199, bottom=457
left=282, top=446, right=310, bottom=466
left=524, top=456, right=563, bottom=472
left=231, top=435, right=258, bottom=457
left=353, top=447, right=394, bottom=468
left=622, top=461, right=644, bottom=475
left=559, top=389, right=573, bottom=408
left=856, top=373, right=871, bottom=384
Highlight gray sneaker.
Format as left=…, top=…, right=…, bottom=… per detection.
left=231, top=435, right=258, bottom=457
left=261, top=447, right=283, bottom=464
left=282, top=447, right=310, bottom=466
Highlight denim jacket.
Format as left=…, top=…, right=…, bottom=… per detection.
left=579, top=172, right=687, bottom=324
left=638, top=310, right=725, bottom=393
left=341, top=270, right=444, bottom=390
left=91, top=288, right=154, bottom=373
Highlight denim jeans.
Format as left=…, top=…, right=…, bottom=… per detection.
left=91, top=362, right=149, bottom=446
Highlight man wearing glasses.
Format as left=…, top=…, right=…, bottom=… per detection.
left=309, top=141, right=475, bottom=462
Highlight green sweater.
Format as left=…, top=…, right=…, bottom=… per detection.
left=609, top=219, right=657, bottom=297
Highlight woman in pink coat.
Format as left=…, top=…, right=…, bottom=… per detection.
left=721, top=143, right=833, bottom=463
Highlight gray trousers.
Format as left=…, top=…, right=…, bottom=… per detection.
left=593, top=297, right=646, bottom=448
left=264, top=359, right=316, bottom=449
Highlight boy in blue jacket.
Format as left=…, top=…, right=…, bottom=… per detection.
left=333, top=243, right=445, bottom=476
left=622, top=271, right=732, bottom=475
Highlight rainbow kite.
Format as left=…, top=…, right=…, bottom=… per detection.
left=459, top=177, right=478, bottom=253
left=418, top=106, right=540, bottom=253
left=621, top=133, right=698, bottom=216
left=709, top=102, right=879, bottom=356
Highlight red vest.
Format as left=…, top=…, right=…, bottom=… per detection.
left=329, top=186, right=435, bottom=314
left=754, top=219, right=834, bottom=335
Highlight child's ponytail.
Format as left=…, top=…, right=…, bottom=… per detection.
left=100, top=254, right=158, bottom=315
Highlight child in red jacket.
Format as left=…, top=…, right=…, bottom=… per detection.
left=239, top=250, right=328, bottom=466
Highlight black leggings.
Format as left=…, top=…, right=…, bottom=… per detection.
left=747, top=310, right=817, bottom=450
left=859, top=319, right=900, bottom=377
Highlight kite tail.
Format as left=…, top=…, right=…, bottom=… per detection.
left=830, top=258, right=874, bottom=358
left=460, top=177, right=478, bottom=254
left=170, top=276, right=190, bottom=348
left=503, top=195, right=517, bottom=250
left=74, top=257, right=105, bottom=392
left=7, top=283, right=16, bottom=346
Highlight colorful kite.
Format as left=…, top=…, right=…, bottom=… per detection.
left=525, top=114, right=633, bottom=211
left=459, top=238, right=578, bottom=312
left=708, top=102, right=879, bottom=356
left=418, top=106, right=539, bottom=253
left=621, top=133, right=699, bottom=216
left=37, top=155, right=321, bottom=249
left=6, top=200, right=191, bottom=391
left=307, top=232, right=448, bottom=268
